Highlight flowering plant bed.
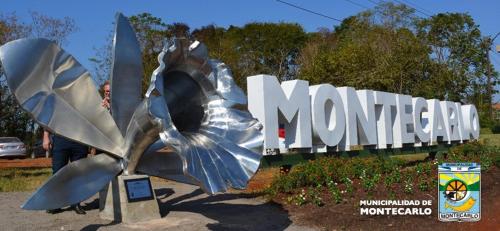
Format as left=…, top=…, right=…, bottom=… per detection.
left=263, top=141, right=499, bottom=230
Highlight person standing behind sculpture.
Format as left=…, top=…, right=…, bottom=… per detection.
left=101, top=80, right=111, bottom=110
left=90, top=81, right=111, bottom=156
left=42, top=130, right=88, bottom=214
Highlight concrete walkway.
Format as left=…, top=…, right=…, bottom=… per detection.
left=0, top=180, right=316, bottom=231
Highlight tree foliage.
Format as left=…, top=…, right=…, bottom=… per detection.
left=29, top=11, right=77, bottom=46
left=193, top=22, right=307, bottom=87
left=416, top=12, right=488, bottom=101
left=88, top=4, right=496, bottom=127
left=297, top=3, right=495, bottom=126
left=299, top=3, right=432, bottom=96
left=1, top=3, right=496, bottom=151
left=128, top=13, right=171, bottom=94
left=416, top=12, right=496, bottom=126
left=92, top=14, right=308, bottom=93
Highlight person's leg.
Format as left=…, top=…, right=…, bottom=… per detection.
left=69, top=142, right=89, bottom=214
left=51, top=141, right=70, bottom=174
left=69, top=143, right=88, bottom=162
left=47, top=138, right=69, bottom=214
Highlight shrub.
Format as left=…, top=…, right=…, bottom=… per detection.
left=309, top=185, right=324, bottom=207
left=384, top=169, right=401, bottom=187
left=448, top=141, right=500, bottom=171
left=342, top=177, right=354, bottom=196
left=404, top=178, right=414, bottom=194
left=418, top=180, right=429, bottom=192
left=290, top=189, right=307, bottom=206
left=360, top=170, right=380, bottom=194
left=491, top=123, right=500, bottom=134
left=327, top=179, right=342, bottom=204
left=268, top=141, right=498, bottom=204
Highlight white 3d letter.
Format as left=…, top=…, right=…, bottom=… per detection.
left=338, top=87, right=377, bottom=150
left=309, top=84, right=346, bottom=146
left=412, top=97, right=430, bottom=145
left=427, top=99, right=449, bottom=143
left=393, top=94, right=415, bottom=148
left=455, top=102, right=466, bottom=142
left=440, top=101, right=461, bottom=143
left=461, top=105, right=480, bottom=140
left=374, top=91, right=396, bottom=149
left=247, top=75, right=312, bottom=149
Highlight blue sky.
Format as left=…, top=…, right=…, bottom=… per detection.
left=2, top=0, right=500, bottom=101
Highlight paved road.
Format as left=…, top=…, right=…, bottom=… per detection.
left=0, top=180, right=316, bottom=231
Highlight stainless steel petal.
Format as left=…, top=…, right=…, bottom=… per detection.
left=21, top=154, right=122, bottom=210
left=140, top=38, right=264, bottom=194
left=136, top=139, right=196, bottom=185
left=110, top=13, right=143, bottom=135
left=122, top=99, right=162, bottom=174
left=210, top=60, right=247, bottom=105
left=0, top=39, right=125, bottom=156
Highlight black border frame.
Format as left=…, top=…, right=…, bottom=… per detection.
left=123, top=177, right=154, bottom=203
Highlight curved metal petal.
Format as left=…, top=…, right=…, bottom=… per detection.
left=0, top=39, right=125, bottom=157
left=136, top=139, right=196, bottom=185
left=110, top=13, right=143, bottom=135
left=210, top=60, right=247, bottom=106
left=21, top=154, right=122, bottom=210
left=140, top=38, right=263, bottom=194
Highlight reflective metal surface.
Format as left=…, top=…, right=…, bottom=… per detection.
left=110, top=13, right=143, bottom=135
left=21, top=154, right=121, bottom=210
left=143, top=38, right=263, bottom=193
left=0, top=14, right=263, bottom=210
left=0, top=38, right=125, bottom=157
left=137, top=142, right=196, bottom=185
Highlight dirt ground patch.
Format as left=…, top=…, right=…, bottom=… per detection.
left=0, top=157, right=52, bottom=169
left=1, top=156, right=497, bottom=230
left=273, top=166, right=499, bottom=231
left=247, top=167, right=280, bottom=192
left=0, top=180, right=314, bottom=231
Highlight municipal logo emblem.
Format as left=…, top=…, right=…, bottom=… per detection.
left=438, top=163, right=480, bottom=222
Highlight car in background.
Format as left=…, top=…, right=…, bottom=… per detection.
left=0, top=137, right=26, bottom=159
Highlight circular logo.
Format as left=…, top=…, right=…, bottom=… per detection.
left=445, top=180, right=467, bottom=201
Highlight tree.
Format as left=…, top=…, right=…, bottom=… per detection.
left=29, top=11, right=77, bottom=46
left=192, top=24, right=226, bottom=59
left=479, top=34, right=499, bottom=123
left=298, top=3, right=432, bottom=96
left=88, top=29, right=113, bottom=84
left=127, top=13, right=170, bottom=94
left=416, top=13, right=488, bottom=101
left=195, top=22, right=307, bottom=89
left=0, top=13, right=33, bottom=142
left=92, top=14, right=308, bottom=93
left=416, top=12, right=494, bottom=126
left=224, top=23, right=307, bottom=84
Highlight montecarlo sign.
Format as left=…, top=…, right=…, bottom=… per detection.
left=247, top=75, right=479, bottom=153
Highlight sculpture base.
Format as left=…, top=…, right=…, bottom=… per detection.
left=99, top=174, right=161, bottom=223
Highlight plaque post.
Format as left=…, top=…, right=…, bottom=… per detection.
left=99, top=174, right=161, bottom=223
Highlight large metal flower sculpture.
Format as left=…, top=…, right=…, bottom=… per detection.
left=0, top=13, right=263, bottom=210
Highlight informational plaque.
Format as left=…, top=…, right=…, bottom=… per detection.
left=123, top=177, right=154, bottom=202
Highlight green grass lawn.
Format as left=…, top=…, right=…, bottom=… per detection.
left=481, top=133, right=500, bottom=147
left=0, top=168, right=51, bottom=192
left=392, top=134, right=500, bottom=162
left=0, top=135, right=497, bottom=193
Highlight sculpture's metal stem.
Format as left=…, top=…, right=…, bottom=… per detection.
left=123, top=99, right=161, bottom=174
